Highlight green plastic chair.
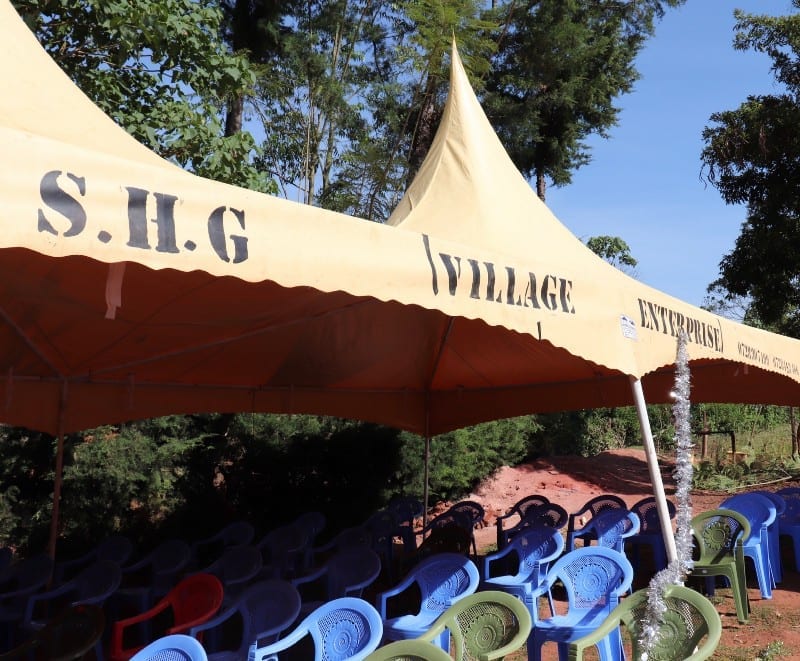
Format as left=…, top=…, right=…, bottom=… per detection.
left=365, top=639, right=453, bottom=660
left=567, top=583, right=722, bottom=661
left=689, top=508, right=750, bottom=624
left=416, top=590, right=532, bottom=661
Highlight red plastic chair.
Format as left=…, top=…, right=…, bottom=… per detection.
left=110, top=573, right=223, bottom=661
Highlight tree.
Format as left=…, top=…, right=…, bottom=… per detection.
left=586, top=235, right=637, bottom=275
left=700, top=5, right=800, bottom=335
left=13, top=0, right=269, bottom=190
left=484, top=0, right=685, bottom=200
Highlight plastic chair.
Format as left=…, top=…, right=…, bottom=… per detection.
left=776, top=487, right=800, bottom=572
left=189, top=579, right=301, bottom=661
left=291, top=511, right=327, bottom=572
left=22, top=559, right=121, bottom=631
left=582, top=508, right=640, bottom=554
left=482, top=526, right=564, bottom=615
left=495, top=495, right=550, bottom=549
left=406, top=524, right=473, bottom=571
left=292, top=546, right=382, bottom=616
left=377, top=552, right=480, bottom=649
left=416, top=590, right=532, bottom=660
left=527, top=546, right=634, bottom=661
left=625, top=496, right=676, bottom=574
left=750, top=489, right=786, bottom=583
left=190, top=521, right=255, bottom=569
left=194, top=544, right=262, bottom=604
left=416, top=510, right=474, bottom=557
left=130, top=633, right=208, bottom=661
left=0, top=553, right=54, bottom=651
left=386, top=496, right=424, bottom=555
left=0, top=603, right=105, bottom=661
left=256, top=523, right=309, bottom=580
left=567, top=583, right=722, bottom=661
left=445, top=501, right=485, bottom=559
left=248, top=596, right=383, bottom=661
left=110, top=573, right=224, bottom=661
left=498, top=503, right=568, bottom=550
left=113, top=539, right=192, bottom=614
left=565, top=495, right=626, bottom=552
left=721, top=493, right=777, bottom=598
left=365, top=638, right=452, bottom=660
left=54, top=534, right=134, bottom=583
left=688, top=508, right=750, bottom=624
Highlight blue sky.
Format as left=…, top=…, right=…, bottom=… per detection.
left=546, top=1, right=792, bottom=308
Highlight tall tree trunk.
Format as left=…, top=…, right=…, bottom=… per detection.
left=225, top=96, right=244, bottom=137
left=536, top=169, right=547, bottom=201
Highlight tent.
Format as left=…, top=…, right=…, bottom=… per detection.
left=3, top=1, right=800, bottom=557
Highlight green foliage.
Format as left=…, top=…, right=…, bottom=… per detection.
left=13, top=0, right=271, bottom=191
left=700, top=4, right=800, bottom=334
left=585, top=235, right=638, bottom=275
left=484, top=0, right=685, bottom=198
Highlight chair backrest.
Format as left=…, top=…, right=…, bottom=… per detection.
left=168, top=573, right=225, bottom=629
left=750, top=490, right=786, bottom=517
left=127, top=539, right=191, bottom=596
left=293, top=511, right=327, bottom=543
left=721, top=493, right=776, bottom=536
left=588, top=509, right=640, bottom=552
left=420, top=590, right=532, bottom=661
left=201, top=544, right=263, bottom=591
left=423, top=510, right=473, bottom=535
left=569, top=494, right=626, bottom=527
left=691, top=508, right=751, bottom=561
left=257, top=523, right=309, bottom=578
left=414, top=524, right=473, bottom=561
left=325, top=546, right=383, bottom=599
left=506, top=495, right=551, bottom=520
left=249, top=597, right=383, bottom=661
left=365, top=639, right=452, bottom=660
left=0, top=553, right=53, bottom=606
left=543, top=547, right=633, bottom=613
left=505, top=526, right=565, bottom=583
left=97, top=535, right=136, bottom=566
left=130, top=633, right=208, bottom=661
left=410, top=552, right=480, bottom=616
left=386, top=496, right=423, bottom=525
left=568, top=584, right=722, bottom=661
left=446, top=501, right=485, bottom=529
left=630, top=496, right=676, bottom=533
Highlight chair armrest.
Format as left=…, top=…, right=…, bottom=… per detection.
left=482, top=545, right=514, bottom=579
left=567, top=610, right=622, bottom=660
left=23, top=582, right=75, bottom=625
left=290, top=565, right=326, bottom=588
left=188, top=599, right=239, bottom=638
left=377, top=576, right=418, bottom=617
left=250, top=622, right=311, bottom=661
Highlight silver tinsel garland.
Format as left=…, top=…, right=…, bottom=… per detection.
left=639, top=330, right=694, bottom=656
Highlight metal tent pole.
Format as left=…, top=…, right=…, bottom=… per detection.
left=630, top=375, right=677, bottom=564
left=47, top=381, right=68, bottom=559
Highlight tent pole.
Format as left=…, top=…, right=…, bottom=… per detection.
left=629, top=375, right=677, bottom=564
left=47, top=381, right=68, bottom=560
left=422, top=435, right=431, bottom=533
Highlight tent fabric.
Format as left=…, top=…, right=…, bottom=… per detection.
left=1, top=2, right=800, bottom=441
left=389, top=43, right=800, bottom=415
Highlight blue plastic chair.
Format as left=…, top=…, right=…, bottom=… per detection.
left=248, top=596, right=383, bottom=661
left=482, top=526, right=564, bottom=615
left=750, top=490, right=786, bottom=583
left=566, top=495, right=626, bottom=552
left=776, top=487, right=800, bottom=572
left=256, top=523, right=310, bottom=580
left=582, top=508, right=640, bottom=555
left=114, top=539, right=192, bottom=613
left=22, top=558, right=121, bottom=643
left=130, top=633, right=208, bottom=661
left=721, top=493, right=776, bottom=598
left=190, top=521, right=255, bottom=569
left=495, top=495, right=550, bottom=549
left=189, top=579, right=301, bottom=661
left=194, top=544, right=263, bottom=605
left=377, top=552, right=480, bottom=651
left=54, top=534, right=134, bottom=583
left=625, top=496, right=676, bottom=574
left=292, top=546, right=382, bottom=616
left=445, top=501, right=485, bottom=559
left=0, top=553, right=54, bottom=652
left=498, top=503, right=568, bottom=550
left=526, top=546, right=634, bottom=661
